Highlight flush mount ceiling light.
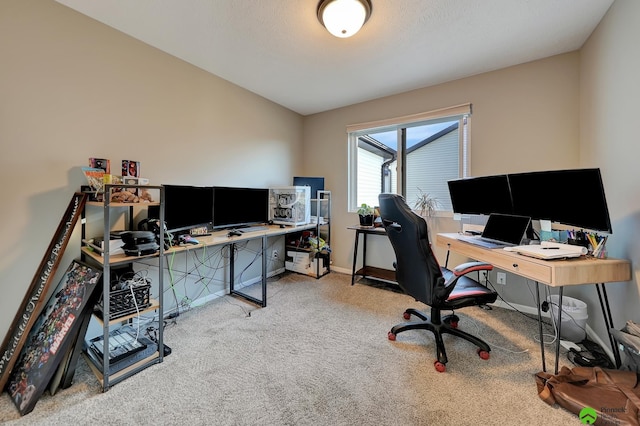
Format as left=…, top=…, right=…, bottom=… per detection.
left=317, top=0, right=372, bottom=38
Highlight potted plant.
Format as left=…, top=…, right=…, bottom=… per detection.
left=357, top=203, right=375, bottom=227
left=414, top=189, right=440, bottom=218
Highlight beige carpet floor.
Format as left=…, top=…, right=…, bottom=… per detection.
left=0, top=272, right=577, bottom=425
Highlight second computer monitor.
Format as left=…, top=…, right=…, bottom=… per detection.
left=447, top=174, right=513, bottom=216
left=212, top=186, right=269, bottom=230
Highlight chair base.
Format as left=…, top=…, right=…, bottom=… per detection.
left=388, top=307, right=491, bottom=370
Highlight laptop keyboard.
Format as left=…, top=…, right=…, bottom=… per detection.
left=457, top=235, right=509, bottom=249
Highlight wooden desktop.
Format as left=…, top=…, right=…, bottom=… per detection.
left=436, top=233, right=631, bottom=373
left=436, top=233, right=630, bottom=287
left=84, top=224, right=319, bottom=308
left=169, top=224, right=319, bottom=307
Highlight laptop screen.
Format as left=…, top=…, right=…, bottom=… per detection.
left=481, top=213, right=531, bottom=245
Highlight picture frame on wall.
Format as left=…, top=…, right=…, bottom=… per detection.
left=6, top=260, right=102, bottom=416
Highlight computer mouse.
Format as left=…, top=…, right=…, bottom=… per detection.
left=179, top=235, right=199, bottom=245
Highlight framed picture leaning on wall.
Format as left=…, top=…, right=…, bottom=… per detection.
left=6, top=259, right=102, bottom=416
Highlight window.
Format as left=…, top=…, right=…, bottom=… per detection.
left=347, top=103, right=471, bottom=212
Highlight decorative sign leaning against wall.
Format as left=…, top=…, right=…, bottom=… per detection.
left=7, top=260, right=102, bottom=415
left=0, top=192, right=87, bottom=392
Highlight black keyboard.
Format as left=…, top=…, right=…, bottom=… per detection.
left=238, top=226, right=268, bottom=233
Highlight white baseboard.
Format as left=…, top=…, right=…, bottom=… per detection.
left=331, top=266, right=351, bottom=275
left=189, top=267, right=286, bottom=308
left=189, top=288, right=228, bottom=308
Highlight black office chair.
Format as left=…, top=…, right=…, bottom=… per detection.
left=378, top=193, right=498, bottom=372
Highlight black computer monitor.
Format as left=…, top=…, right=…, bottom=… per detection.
left=508, top=168, right=612, bottom=233
left=162, top=184, right=214, bottom=234
left=212, top=186, right=269, bottom=229
left=447, top=174, right=513, bottom=215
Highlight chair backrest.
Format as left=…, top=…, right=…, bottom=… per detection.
left=378, top=193, right=443, bottom=305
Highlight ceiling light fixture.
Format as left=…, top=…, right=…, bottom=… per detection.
left=317, top=0, right=372, bottom=38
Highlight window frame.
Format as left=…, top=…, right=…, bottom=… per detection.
left=347, top=103, right=472, bottom=213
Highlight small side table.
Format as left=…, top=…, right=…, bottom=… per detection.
left=348, top=225, right=397, bottom=285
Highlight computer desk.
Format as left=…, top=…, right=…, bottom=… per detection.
left=436, top=233, right=631, bottom=374
left=166, top=224, right=317, bottom=307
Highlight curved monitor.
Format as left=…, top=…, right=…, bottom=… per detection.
left=509, top=168, right=612, bottom=233
left=447, top=175, right=513, bottom=216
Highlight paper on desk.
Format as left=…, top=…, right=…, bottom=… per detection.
left=540, top=240, right=588, bottom=255
left=504, top=240, right=587, bottom=259
left=539, top=219, right=552, bottom=232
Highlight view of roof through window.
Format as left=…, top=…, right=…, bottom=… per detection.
left=355, top=119, right=462, bottom=210
left=367, top=122, right=455, bottom=151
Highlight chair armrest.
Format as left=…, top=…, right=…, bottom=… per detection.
left=436, top=262, right=494, bottom=300
left=452, top=261, right=493, bottom=277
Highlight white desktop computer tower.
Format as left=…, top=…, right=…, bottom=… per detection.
left=269, top=186, right=311, bottom=226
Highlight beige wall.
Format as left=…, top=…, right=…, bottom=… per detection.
left=304, top=53, right=581, bottom=281
left=0, top=1, right=303, bottom=342
left=576, top=0, right=640, bottom=339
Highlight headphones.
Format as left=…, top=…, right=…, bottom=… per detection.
left=138, top=218, right=173, bottom=249
left=138, top=218, right=162, bottom=234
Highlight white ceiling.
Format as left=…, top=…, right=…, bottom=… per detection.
left=55, top=0, right=614, bottom=116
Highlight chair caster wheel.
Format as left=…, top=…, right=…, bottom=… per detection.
left=445, top=315, right=459, bottom=328
left=403, top=312, right=411, bottom=320
left=388, top=331, right=396, bottom=341
left=434, top=361, right=446, bottom=372
left=477, top=349, right=490, bottom=360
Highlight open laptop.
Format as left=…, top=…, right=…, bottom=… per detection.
left=458, top=213, right=531, bottom=249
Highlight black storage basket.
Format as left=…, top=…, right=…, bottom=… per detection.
left=96, top=283, right=151, bottom=320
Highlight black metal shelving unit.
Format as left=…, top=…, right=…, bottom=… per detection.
left=80, top=184, right=165, bottom=391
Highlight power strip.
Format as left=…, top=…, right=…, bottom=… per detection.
left=560, top=340, right=581, bottom=352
